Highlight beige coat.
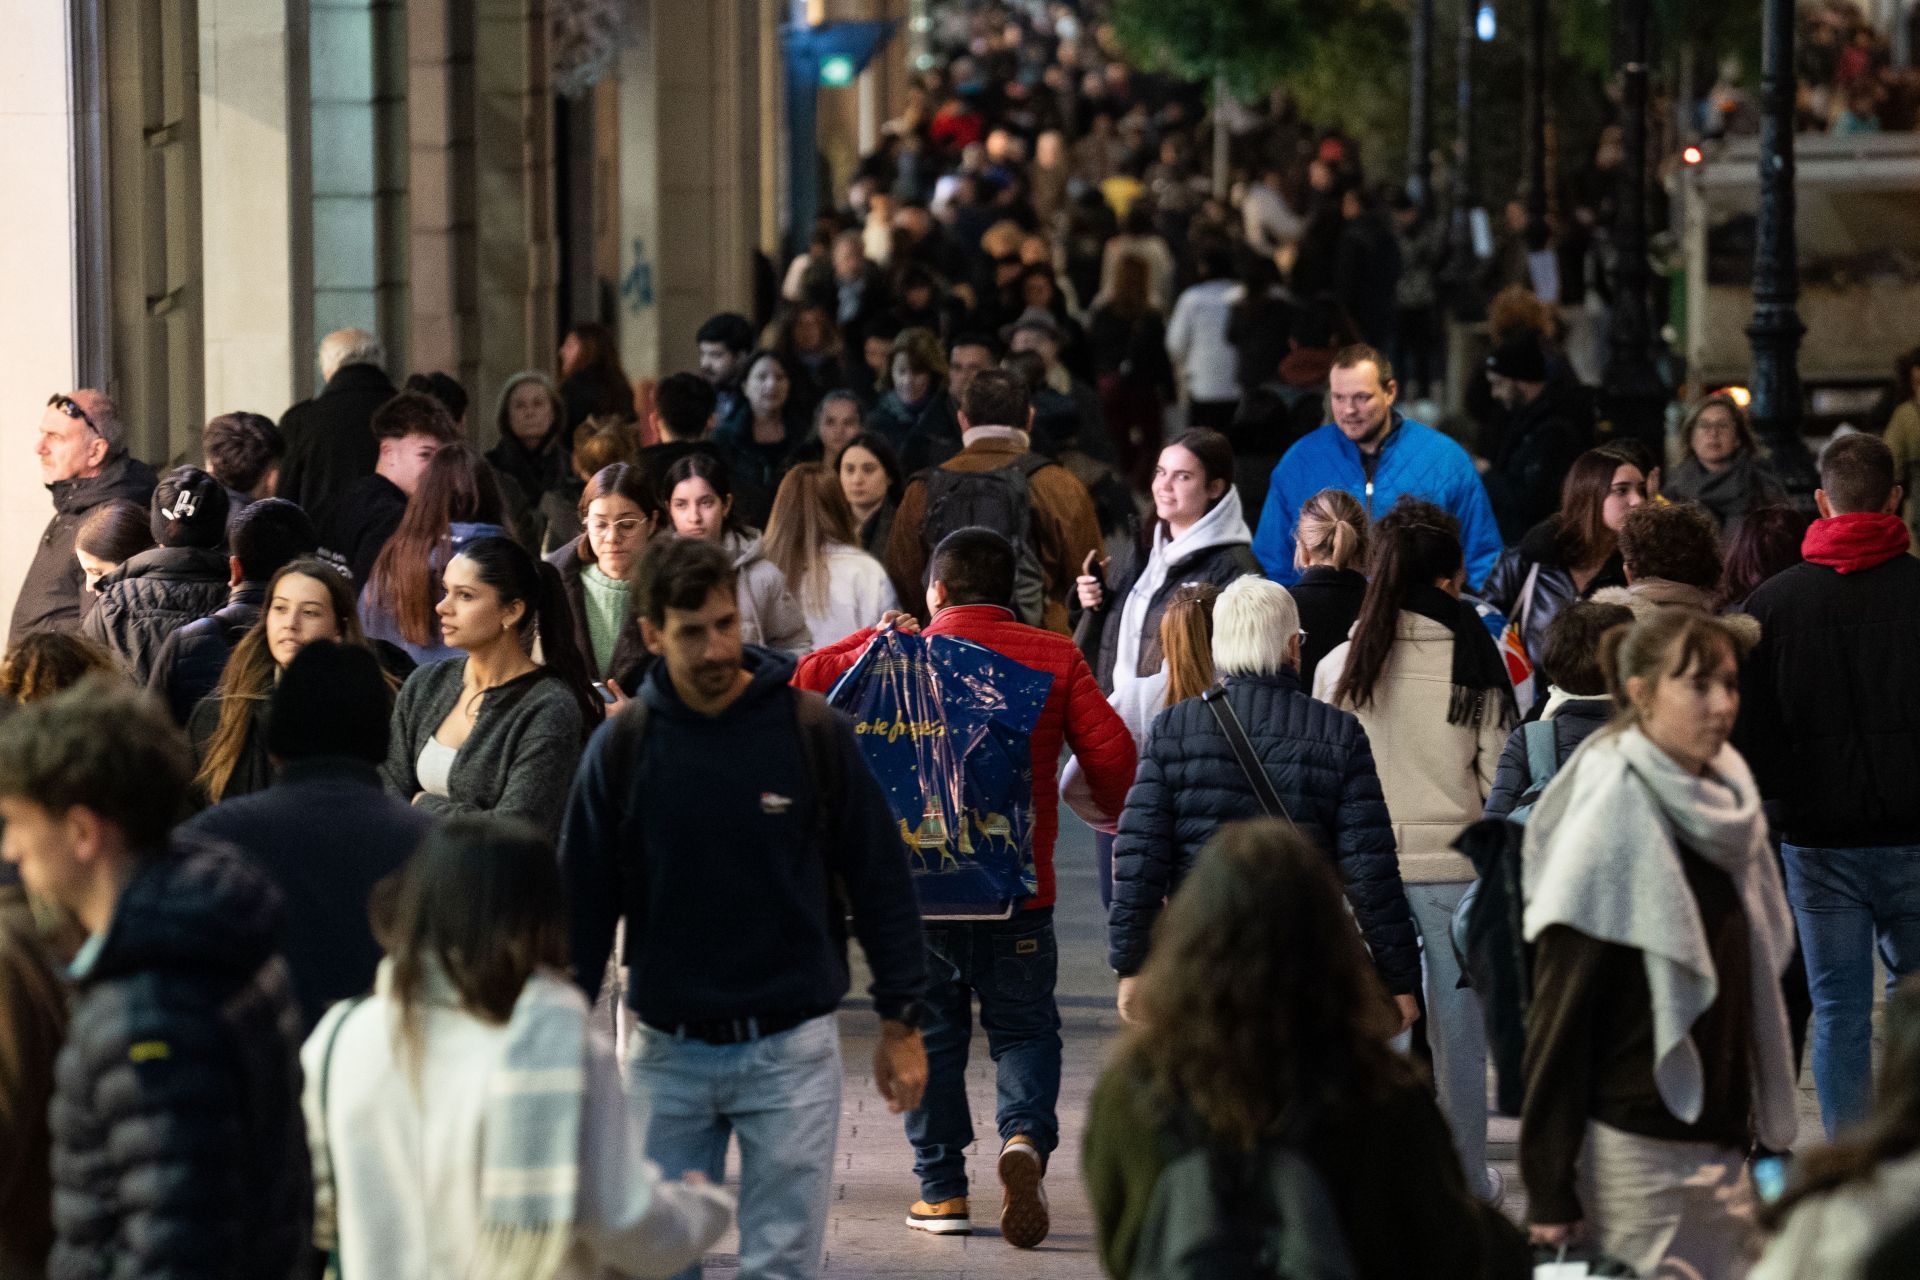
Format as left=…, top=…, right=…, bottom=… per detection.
left=1313, top=612, right=1508, bottom=882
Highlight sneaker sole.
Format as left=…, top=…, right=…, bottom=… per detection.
left=906, top=1215, right=973, bottom=1235
left=997, top=1147, right=1050, bottom=1249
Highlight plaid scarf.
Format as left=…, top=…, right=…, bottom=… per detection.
left=310, top=967, right=589, bottom=1280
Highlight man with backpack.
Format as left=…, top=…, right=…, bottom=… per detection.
left=559, top=536, right=929, bottom=1280
left=885, top=369, right=1102, bottom=635
left=796, top=528, right=1138, bottom=1248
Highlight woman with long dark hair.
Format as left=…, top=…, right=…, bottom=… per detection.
left=557, top=320, right=636, bottom=431
left=382, top=536, right=598, bottom=836
left=1314, top=497, right=1517, bottom=1204
left=663, top=451, right=811, bottom=655
left=360, top=442, right=511, bottom=666
left=1085, top=251, right=1175, bottom=488
left=1479, top=443, right=1648, bottom=662
left=1086, top=821, right=1529, bottom=1280
left=1523, top=610, right=1797, bottom=1279
left=1074, top=428, right=1261, bottom=694
left=544, top=462, right=660, bottom=708
left=1719, top=504, right=1813, bottom=611
left=191, top=558, right=387, bottom=805
left=714, top=349, right=810, bottom=499
left=836, top=430, right=905, bottom=557
left=303, top=815, right=733, bottom=1279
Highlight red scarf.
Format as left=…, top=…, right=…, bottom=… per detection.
left=1802, top=512, right=1911, bottom=574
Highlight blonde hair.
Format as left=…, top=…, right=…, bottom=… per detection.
left=1293, top=488, right=1370, bottom=571
left=1160, top=583, right=1223, bottom=706
left=1212, top=578, right=1302, bottom=678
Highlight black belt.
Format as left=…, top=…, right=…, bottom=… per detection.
left=641, top=1009, right=829, bottom=1045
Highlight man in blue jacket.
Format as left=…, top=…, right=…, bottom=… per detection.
left=1253, top=344, right=1503, bottom=588
left=560, top=535, right=928, bottom=1280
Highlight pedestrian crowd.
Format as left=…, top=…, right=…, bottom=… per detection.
left=6, top=7, right=1920, bottom=1280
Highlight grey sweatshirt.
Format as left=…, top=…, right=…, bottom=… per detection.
left=381, top=657, right=586, bottom=837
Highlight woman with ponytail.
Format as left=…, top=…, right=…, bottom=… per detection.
left=382, top=535, right=598, bottom=836
left=1313, top=496, right=1517, bottom=1205
left=1289, top=487, right=1371, bottom=685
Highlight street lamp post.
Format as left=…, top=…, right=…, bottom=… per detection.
left=1748, top=0, right=1816, bottom=496
left=1523, top=0, right=1550, bottom=242
left=1409, top=0, right=1435, bottom=214
left=1600, top=0, right=1666, bottom=459
left=1444, top=0, right=1478, bottom=318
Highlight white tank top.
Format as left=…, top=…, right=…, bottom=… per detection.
left=415, top=737, right=458, bottom=798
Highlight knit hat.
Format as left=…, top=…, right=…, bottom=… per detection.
left=268, top=641, right=390, bottom=764
left=1485, top=337, right=1548, bottom=383
left=1003, top=306, right=1065, bottom=344
left=150, top=466, right=231, bottom=549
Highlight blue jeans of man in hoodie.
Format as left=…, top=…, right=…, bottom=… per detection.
left=907, top=907, right=1062, bottom=1202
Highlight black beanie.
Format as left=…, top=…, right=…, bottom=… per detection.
left=268, top=641, right=390, bottom=765
left=1485, top=337, right=1549, bottom=384
left=151, top=466, right=231, bottom=549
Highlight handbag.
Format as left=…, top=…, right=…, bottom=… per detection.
left=317, top=996, right=368, bottom=1280
left=1201, top=686, right=1297, bottom=832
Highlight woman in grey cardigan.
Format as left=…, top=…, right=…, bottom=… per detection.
left=383, top=536, right=599, bottom=837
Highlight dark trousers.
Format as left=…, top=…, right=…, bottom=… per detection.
left=904, top=908, right=1062, bottom=1202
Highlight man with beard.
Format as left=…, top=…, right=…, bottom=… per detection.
left=1252, top=344, right=1502, bottom=587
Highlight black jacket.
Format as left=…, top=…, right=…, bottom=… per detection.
left=183, top=757, right=434, bottom=1031
left=1477, top=518, right=1627, bottom=662
left=6, top=456, right=158, bottom=650
left=49, top=841, right=309, bottom=1280
left=1483, top=697, right=1613, bottom=819
left=277, top=362, right=396, bottom=532
left=1740, top=554, right=1920, bottom=846
left=1076, top=536, right=1262, bottom=690
left=80, top=546, right=231, bottom=685
left=545, top=537, right=653, bottom=694
left=488, top=433, right=573, bottom=545
left=1291, top=565, right=1368, bottom=689
left=559, top=649, right=927, bottom=1027
left=188, top=694, right=275, bottom=808
left=1481, top=385, right=1591, bottom=545
left=1111, top=670, right=1419, bottom=992
left=320, top=473, right=408, bottom=593
left=147, top=581, right=264, bottom=725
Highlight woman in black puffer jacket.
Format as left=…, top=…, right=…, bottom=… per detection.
left=1109, top=575, right=1419, bottom=1021
left=1075, top=429, right=1262, bottom=692
left=1477, top=444, right=1646, bottom=663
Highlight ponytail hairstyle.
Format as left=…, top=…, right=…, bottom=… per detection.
left=1160, top=582, right=1224, bottom=706
left=450, top=535, right=600, bottom=735
left=1155, top=428, right=1234, bottom=539
left=1596, top=607, right=1750, bottom=734
left=365, top=441, right=508, bottom=647
left=1293, top=488, right=1370, bottom=572
left=196, top=557, right=371, bottom=803
left=1333, top=499, right=1463, bottom=711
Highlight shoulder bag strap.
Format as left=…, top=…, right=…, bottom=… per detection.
left=1201, top=687, right=1297, bottom=831
left=316, top=995, right=369, bottom=1276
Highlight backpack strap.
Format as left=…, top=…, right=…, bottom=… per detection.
left=1522, top=718, right=1559, bottom=789
left=1014, top=451, right=1054, bottom=480
left=1201, top=686, right=1298, bottom=832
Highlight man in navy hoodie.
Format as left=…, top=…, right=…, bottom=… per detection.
left=560, top=535, right=927, bottom=1280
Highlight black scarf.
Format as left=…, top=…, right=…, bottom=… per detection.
left=1401, top=583, right=1517, bottom=731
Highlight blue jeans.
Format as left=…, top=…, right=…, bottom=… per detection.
left=906, top=908, right=1062, bottom=1202
left=1780, top=843, right=1920, bottom=1135
left=1402, top=881, right=1491, bottom=1197
left=626, top=1014, right=842, bottom=1280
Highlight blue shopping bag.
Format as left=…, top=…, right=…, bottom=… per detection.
left=827, top=627, right=1052, bottom=918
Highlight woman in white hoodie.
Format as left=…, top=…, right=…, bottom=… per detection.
left=1074, top=429, right=1262, bottom=694
left=1521, top=608, right=1797, bottom=1280
left=1314, top=497, right=1517, bottom=1204
left=761, top=461, right=899, bottom=648
left=303, top=815, right=734, bottom=1280
left=663, top=451, right=812, bottom=655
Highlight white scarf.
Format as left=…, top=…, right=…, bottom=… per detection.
left=1114, top=489, right=1252, bottom=685
left=1522, top=727, right=1799, bottom=1150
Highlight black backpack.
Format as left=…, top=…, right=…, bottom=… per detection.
left=920, top=454, right=1053, bottom=626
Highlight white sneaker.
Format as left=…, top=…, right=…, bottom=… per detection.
left=1482, top=1165, right=1506, bottom=1206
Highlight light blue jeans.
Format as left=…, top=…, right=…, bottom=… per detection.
left=1401, top=880, right=1491, bottom=1197
left=626, top=1014, right=843, bottom=1280
left=1780, top=843, right=1920, bottom=1136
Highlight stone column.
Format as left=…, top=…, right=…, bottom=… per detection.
left=199, top=0, right=310, bottom=417
left=409, top=0, right=480, bottom=391
left=0, top=0, right=89, bottom=628
left=616, top=0, right=763, bottom=381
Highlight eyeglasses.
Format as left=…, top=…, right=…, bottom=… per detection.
left=48, top=393, right=100, bottom=437
left=586, top=517, right=647, bottom=542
